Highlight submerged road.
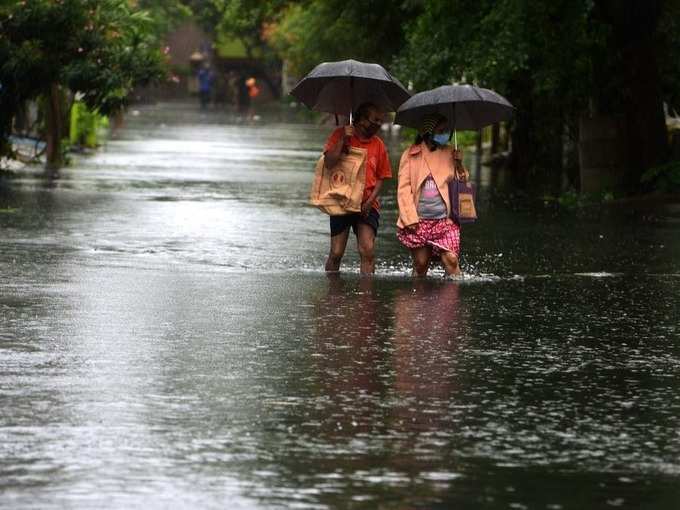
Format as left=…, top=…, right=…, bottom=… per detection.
left=1, top=102, right=680, bottom=509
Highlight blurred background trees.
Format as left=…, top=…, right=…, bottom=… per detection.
left=269, top=0, right=680, bottom=195
left=2, top=0, right=679, bottom=195
left=1, top=0, right=169, bottom=168
left=393, top=0, right=680, bottom=193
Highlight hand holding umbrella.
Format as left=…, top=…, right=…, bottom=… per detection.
left=342, top=123, right=353, bottom=153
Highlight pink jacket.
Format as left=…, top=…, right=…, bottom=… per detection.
left=397, top=143, right=456, bottom=229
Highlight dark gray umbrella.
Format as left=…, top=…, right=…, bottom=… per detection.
left=290, top=59, right=411, bottom=120
left=394, top=84, right=514, bottom=147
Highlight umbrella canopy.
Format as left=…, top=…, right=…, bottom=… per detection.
left=394, top=84, right=513, bottom=131
left=289, top=59, right=411, bottom=116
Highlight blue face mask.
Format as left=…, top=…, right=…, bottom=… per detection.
left=432, top=132, right=450, bottom=145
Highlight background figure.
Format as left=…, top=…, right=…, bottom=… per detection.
left=237, top=75, right=251, bottom=117
left=226, top=71, right=239, bottom=110
left=197, top=62, right=214, bottom=110
left=245, top=77, right=261, bottom=120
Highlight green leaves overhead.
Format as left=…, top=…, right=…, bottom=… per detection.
left=267, top=0, right=419, bottom=77
left=0, top=0, right=167, bottom=115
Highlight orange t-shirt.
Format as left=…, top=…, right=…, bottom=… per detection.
left=323, top=127, right=392, bottom=210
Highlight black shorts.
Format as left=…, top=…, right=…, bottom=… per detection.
left=330, top=208, right=380, bottom=237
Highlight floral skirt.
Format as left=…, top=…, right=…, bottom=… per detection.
left=397, top=218, right=460, bottom=256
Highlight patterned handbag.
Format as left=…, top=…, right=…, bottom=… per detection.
left=448, top=176, right=477, bottom=224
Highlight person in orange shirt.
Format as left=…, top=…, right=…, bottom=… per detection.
left=245, top=77, right=260, bottom=119
left=323, top=103, right=393, bottom=274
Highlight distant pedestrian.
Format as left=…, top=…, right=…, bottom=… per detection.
left=226, top=71, right=239, bottom=109
left=245, top=77, right=260, bottom=119
left=246, top=77, right=260, bottom=100
left=396, top=113, right=465, bottom=277
left=236, top=75, right=250, bottom=116
left=197, top=62, right=214, bottom=109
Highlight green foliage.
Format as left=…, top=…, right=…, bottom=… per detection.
left=195, top=0, right=286, bottom=61
left=540, top=188, right=617, bottom=210
left=641, top=160, right=680, bottom=192
left=267, top=1, right=420, bottom=77
left=0, top=0, right=168, bottom=158
left=181, top=0, right=222, bottom=34
left=394, top=0, right=610, bottom=110
left=136, top=0, right=192, bottom=37
left=658, top=1, right=680, bottom=112
left=390, top=0, right=680, bottom=192
left=69, top=101, right=108, bottom=148
left=454, top=131, right=477, bottom=148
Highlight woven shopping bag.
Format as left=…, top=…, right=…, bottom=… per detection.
left=309, top=146, right=367, bottom=215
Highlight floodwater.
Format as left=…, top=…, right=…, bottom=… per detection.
left=1, top=102, right=680, bottom=509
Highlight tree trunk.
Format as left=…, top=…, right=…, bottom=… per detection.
left=594, top=0, right=669, bottom=191
left=508, top=107, right=533, bottom=189
left=620, top=38, right=669, bottom=189
left=45, top=83, right=63, bottom=171
left=490, top=123, right=500, bottom=155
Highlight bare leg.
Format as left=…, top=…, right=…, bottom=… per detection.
left=325, top=229, right=350, bottom=272
left=441, top=251, right=462, bottom=276
left=356, top=222, right=376, bottom=274
left=411, top=246, right=432, bottom=277
left=326, top=228, right=349, bottom=271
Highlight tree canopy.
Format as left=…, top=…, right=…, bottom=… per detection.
left=396, top=0, right=680, bottom=190
left=266, top=0, right=419, bottom=77
left=3, top=0, right=679, bottom=191
left=0, top=0, right=168, bottom=162
left=262, top=0, right=680, bottom=192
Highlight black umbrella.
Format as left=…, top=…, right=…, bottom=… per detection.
left=290, top=59, right=411, bottom=122
left=394, top=84, right=514, bottom=147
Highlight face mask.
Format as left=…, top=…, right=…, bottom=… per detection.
left=433, top=132, right=450, bottom=145
left=362, top=119, right=381, bottom=137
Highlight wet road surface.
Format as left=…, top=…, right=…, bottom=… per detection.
left=1, top=102, right=680, bottom=509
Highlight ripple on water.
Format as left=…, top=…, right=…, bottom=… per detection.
left=3, top=102, right=680, bottom=509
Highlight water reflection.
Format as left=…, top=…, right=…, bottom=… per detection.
left=313, top=276, right=383, bottom=389
left=392, top=280, right=461, bottom=430
left=308, top=274, right=386, bottom=439
left=2, top=102, right=680, bottom=508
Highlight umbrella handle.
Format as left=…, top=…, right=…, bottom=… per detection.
left=451, top=104, right=457, bottom=150
left=341, top=110, right=353, bottom=154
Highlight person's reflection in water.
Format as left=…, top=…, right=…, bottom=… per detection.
left=391, top=279, right=461, bottom=433
left=311, top=274, right=386, bottom=436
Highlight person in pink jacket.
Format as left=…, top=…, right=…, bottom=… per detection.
left=396, top=114, right=466, bottom=277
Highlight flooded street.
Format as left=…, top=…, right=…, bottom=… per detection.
left=2, top=102, right=680, bottom=509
